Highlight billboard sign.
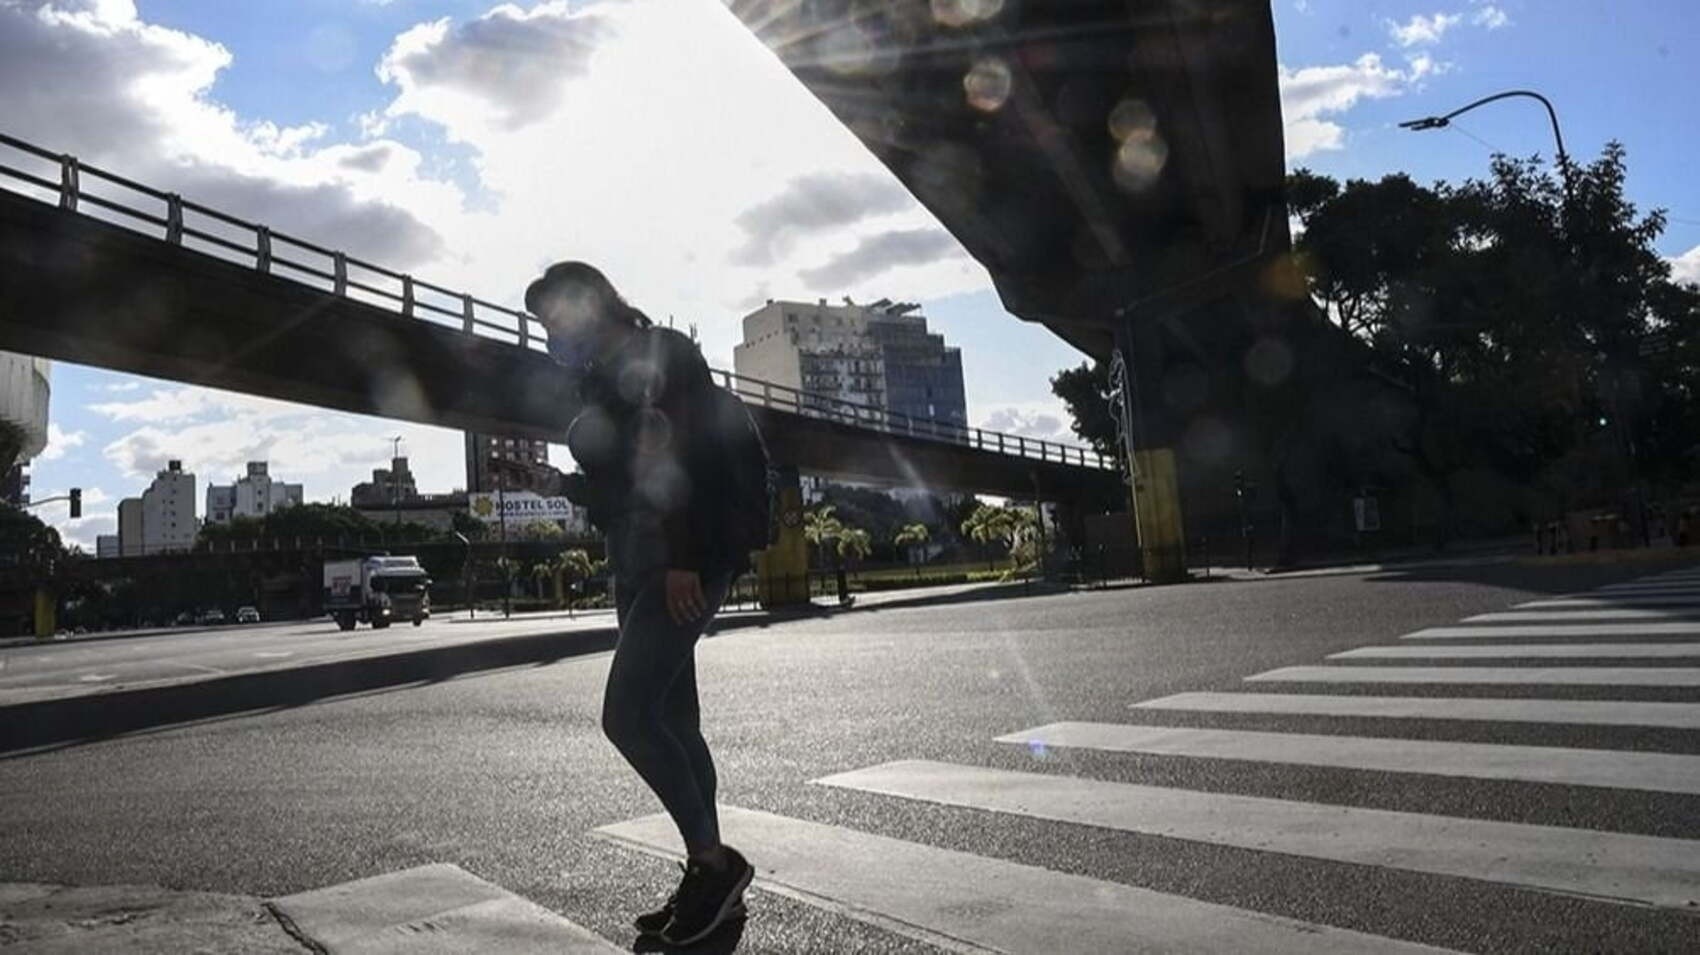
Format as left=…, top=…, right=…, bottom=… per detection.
left=468, top=491, right=581, bottom=526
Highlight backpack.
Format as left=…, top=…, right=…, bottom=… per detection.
left=705, top=384, right=777, bottom=558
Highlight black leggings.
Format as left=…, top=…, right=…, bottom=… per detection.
left=601, top=570, right=733, bottom=854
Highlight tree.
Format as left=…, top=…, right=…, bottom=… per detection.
left=959, top=503, right=1038, bottom=572
left=836, top=526, right=872, bottom=563
left=0, top=504, right=67, bottom=576
left=1050, top=360, right=1119, bottom=458
left=893, top=522, right=931, bottom=565
left=551, top=547, right=595, bottom=612
left=1287, top=143, right=1700, bottom=540
left=803, top=504, right=845, bottom=568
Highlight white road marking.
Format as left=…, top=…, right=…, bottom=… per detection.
left=77, top=673, right=115, bottom=682
left=996, top=722, right=1700, bottom=795
left=595, top=806, right=1455, bottom=954
left=1132, top=691, right=1700, bottom=729
left=1247, top=665, right=1700, bottom=687
left=270, top=863, right=620, bottom=953
left=253, top=650, right=294, bottom=658
left=1330, top=643, right=1700, bottom=659
left=1589, top=583, right=1700, bottom=595
left=1464, top=609, right=1699, bottom=622
left=1518, top=596, right=1700, bottom=609
left=815, top=760, right=1700, bottom=911
left=1408, top=622, right=1700, bottom=639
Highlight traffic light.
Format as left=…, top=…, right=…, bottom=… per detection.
left=69, top=487, right=81, bottom=519
left=1233, top=470, right=1246, bottom=497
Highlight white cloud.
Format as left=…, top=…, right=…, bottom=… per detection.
left=0, top=0, right=455, bottom=266
left=732, top=172, right=917, bottom=267
left=976, top=402, right=1070, bottom=442
left=91, top=385, right=467, bottom=502
left=1671, top=246, right=1700, bottom=286
left=796, top=227, right=969, bottom=293
left=1388, top=12, right=1462, bottom=47
left=378, top=2, right=610, bottom=132
left=38, top=423, right=86, bottom=461
left=1279, top=54, right=1413, bottom=159
left=1472, top=5, right=1511, bottom=29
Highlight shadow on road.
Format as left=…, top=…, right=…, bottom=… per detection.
left=630, top=915, right=745, bottom=953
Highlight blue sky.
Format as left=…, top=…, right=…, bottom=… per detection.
left=9, top=0, right=1699, bottom=551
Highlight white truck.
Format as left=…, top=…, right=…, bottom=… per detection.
left=323, top=556, right=432, bottom=631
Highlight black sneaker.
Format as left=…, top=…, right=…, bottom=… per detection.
left=659, top=847, right=753, bottom=946
left=634, top=863, right=746, bottom=937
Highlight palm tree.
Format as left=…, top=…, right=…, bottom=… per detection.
left=530, top=561, right=554, bottom=601
left=837, top=527, right=872, bottom=563
left=552, top=547, right=595, bottom=613
left=960, top=504, right=1038, bottom=575
left=804, top=505, right=845, bottom=569
left=893, top=522, right=930, bottom=566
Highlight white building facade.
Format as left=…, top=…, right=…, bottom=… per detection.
left=120, top=460, right=197, bottom=555
left=205, top=461, right=303, bottom=524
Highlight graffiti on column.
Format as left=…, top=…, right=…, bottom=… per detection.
left=1106, top=349, right=1136, bottom=487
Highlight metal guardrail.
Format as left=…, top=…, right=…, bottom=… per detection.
left=0, top=130, right=1114, bottom=472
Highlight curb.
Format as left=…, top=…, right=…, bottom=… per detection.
left=0, top=622, right=621, bottom=754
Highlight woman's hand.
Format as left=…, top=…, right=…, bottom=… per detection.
left=665, top=569, right=708, bottom=625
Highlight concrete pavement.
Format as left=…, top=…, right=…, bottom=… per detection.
left=2, top=558, right=1698, bottom=951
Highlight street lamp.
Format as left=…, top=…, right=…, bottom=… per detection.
left=1398, top=89, right=1569, bottom=170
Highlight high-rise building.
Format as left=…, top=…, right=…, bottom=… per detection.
left=0, top=352, right=50, bottom=507
left=205, top=461, right=303, bottom=524
left=116, top=460, right=197, bottom=555
left=465, top=433, right=550, bottom=493
left=96, top=534, right=119, bottom=559
left=117, top=497, right=143, bottom=556
left=733, top=298, right=967, bottom=429
left=350, top=456, right=421, bottom=509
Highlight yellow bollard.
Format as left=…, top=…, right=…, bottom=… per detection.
left=33, top=588, right=56, bottom=639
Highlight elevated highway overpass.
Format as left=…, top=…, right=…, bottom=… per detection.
left=730, top=0, right=1308, bottom=579
left=0, top=133, right=1114, bottom=506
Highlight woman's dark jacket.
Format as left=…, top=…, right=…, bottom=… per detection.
left=563, top=326, right=743, bottom=578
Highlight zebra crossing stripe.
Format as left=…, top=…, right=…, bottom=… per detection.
left=995, top=722, right=1700, bottom=794
left=1518, top=595, right=1700, bottom=609
left=1408, top=622, right=1700, bottom=639
left=1329, top=643, right=1700, bottom=659
left=1590, top=583, right=1700, bottom=595
left=1464, top=609, right=1699, bottom=622
left=594, top=805, right=1456, bottom=954
left=815, top=760, right=1700, bottom=911
left=1131, top=691, right=1700, bottom=729
left=1246, top=665, right=1700, bottom=687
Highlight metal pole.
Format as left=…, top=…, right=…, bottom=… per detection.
left=498, top=476, right=510, bottom=619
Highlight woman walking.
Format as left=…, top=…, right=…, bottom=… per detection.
left=523, top=261, right=758, bottom=945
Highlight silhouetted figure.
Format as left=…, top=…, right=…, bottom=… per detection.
left=522, top=261, right=767, bottom=946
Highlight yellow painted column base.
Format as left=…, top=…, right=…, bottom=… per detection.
left=1130, top=447, right=1187, bottom=584
left=757, top=471, right=811, bottom=608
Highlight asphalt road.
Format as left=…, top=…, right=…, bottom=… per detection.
left=0, top=558, right=1696, bottom=953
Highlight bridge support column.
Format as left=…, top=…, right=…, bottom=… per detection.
left=755, top=465, right=809, bottom=608
left=1112, top=326, right=1187, bottom=584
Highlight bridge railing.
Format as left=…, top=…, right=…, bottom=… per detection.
left=0, top=131, right=1113, bottom=473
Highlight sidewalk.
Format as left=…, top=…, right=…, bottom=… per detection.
left=0, top=882, right=307, bottom=954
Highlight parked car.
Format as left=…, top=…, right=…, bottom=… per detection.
left=196, top=608, right=226, bottom=625
left=235, top=606, right=261, bottom=624
left=174, top=611, right=195, bottom=626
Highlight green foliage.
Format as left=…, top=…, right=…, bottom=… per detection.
left=836, top=526, right=872, bottom=563
left=1049, top=360, right=1119, bottom=458
left=1288, top=143, right=1700, bottom=529
left=960, top=503, right=1040, bottom=565
left=0, top=504, right=68, bottom=575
